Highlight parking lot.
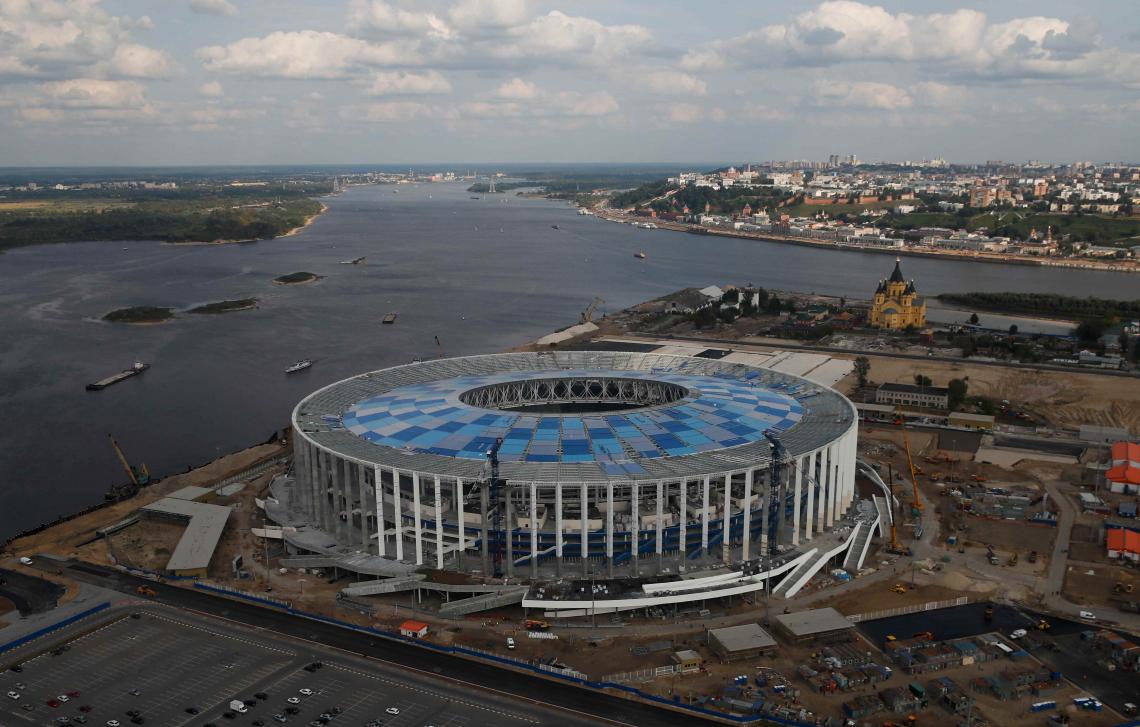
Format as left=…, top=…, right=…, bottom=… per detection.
left=0, top=608, right=579, bottom=727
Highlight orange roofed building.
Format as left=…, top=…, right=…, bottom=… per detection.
left=1107, top=528, right=1140, bottom=562
left=1107, top=441, right=1140, bottom=494
left=400, top=620, right=429, bottom=638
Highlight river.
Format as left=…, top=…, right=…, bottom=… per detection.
left=1, top=182, right=1136, bottom=541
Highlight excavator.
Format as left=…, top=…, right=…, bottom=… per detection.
left=105, top=435, right=150, bottom=501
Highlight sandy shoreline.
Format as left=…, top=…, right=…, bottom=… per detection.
left=162, top=201, right=328, bottom=247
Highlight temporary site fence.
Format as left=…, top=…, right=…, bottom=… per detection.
left=846, top=596, right=969, bottom=623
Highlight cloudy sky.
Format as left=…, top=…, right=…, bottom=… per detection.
left=2, top=0, right=1138, bottom=166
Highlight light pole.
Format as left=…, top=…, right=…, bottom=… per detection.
left=298, top=578, right=307, bottom=601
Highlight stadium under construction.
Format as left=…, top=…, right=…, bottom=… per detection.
left=267, top=351, right=886, bottom=617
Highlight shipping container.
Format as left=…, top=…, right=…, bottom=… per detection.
left=1030, top=701, right=1057, bottom=712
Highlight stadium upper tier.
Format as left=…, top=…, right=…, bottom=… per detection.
left=294, top=351, right=853, bottom=481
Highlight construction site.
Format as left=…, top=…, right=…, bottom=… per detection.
left=4, top=335, right=1139, bottom=727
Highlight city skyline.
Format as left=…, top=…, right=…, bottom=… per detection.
left=1, top=0, right=1139, bottom=165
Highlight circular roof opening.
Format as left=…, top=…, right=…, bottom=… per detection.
left=458, top=376, right=688, bottom=415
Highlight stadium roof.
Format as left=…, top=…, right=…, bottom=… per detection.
left=294, top=351, right=854, bottom=482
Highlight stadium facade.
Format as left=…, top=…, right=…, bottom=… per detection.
left=277, top=351, right=871, bottom=614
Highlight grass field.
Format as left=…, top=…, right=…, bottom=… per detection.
left=0, top=199, right=135, bottom=212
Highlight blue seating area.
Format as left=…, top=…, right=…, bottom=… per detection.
left=342, top=369, right=803, bottom=465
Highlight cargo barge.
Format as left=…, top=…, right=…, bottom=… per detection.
left=86, top=361, right=150, bottom=391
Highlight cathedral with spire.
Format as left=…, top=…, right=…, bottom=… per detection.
left=870, top=258, right=926, bottom=330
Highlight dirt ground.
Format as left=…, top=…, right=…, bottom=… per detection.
left=858, top=356, right=1140, bottom=433
left=1062, top=561, right=1140, bottom=609
left=3, top=442, right=284, bottom=560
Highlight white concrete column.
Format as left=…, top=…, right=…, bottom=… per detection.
left=792, top=456, right=803, bottom=547
left=655, top=481, right=664, bottom=558
left=456, top=478, right=464, bottom=562
left=811, top=451, right=820, bottom=535
left=701, top=475, right=710, bottom=555
left=359, top=463, right=370, bottom=550
left=822, top=446, right=834, bottom=528
left=847, top=430, right=858, bottom=508
left=555, top=482, right=564, bottom=561
left=606, top=482, right=614, bottom=567
left=679, top=479, right=688, bottom=561
left=374, top=466, right=386, bottom=557
left=721, top=473, right=732, bottom=566
left=742, top=470, right=753, bottom=561
left=631, top=481, right=639, bottom=569
left=393, top=468, right=404, bottom=561
left=412, top=472, right=423, bottom=566
left=529, top=481, right=538, bottom=579
left=830, top=446, right=840, bottom=523
left=434, top=475, right=444, bottom=570
left=580, top=482, right=588, bottom=574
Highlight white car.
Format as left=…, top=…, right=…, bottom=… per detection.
left=1010, top=629, right=1027, bottom=639
left=506, top=637, right=516, bottom=650
left=58, top=695, right=70, bottom=703
left=107, top=722, right=121, bottom=727
left=385, top=707, right=400, bottom=715
left=1079, top=610, right=1096, bottom=620
left=287, top=697, right=301, bottom=704
left=298, top=689, right=313, bottom=696
left=18, top=556, right=33, bottom=566
left=6, top=691, right=19, bottom=700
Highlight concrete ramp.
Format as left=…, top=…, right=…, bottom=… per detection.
left=341, top=575, right=426, bottom=596
left=437, top=587, right=529, bottom=618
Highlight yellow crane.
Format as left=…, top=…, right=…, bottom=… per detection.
left=580, top=296, right=604, bottom=323
left=109, top=434, right=149, bottom=487
left=896, top=407, right=924, bottom=514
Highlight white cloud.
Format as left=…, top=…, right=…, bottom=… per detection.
left=0, top=0, right=174, bottom=80
left=345, top=101, right=457, bottom=123
left=189, top=0, right=238, bottom=17
left=680, top=2, right=1140, bottom=84
left=660, top=103, right=724, bottom=124
left=196, top=31, right=416, bottom=78
left=365, top=70, right=451, bottom=96
left=492, top=11, right=651, bottom=66
left=448, top=0, right=529, bottom=33
left=105, top=44, right=174, bottom=79
left=742, top=103, right=790, bottom=122
left=199, top=80, right=223, bottom=97
left=495, top=78, right=539, bottom=99
left=812, top=80, right=912, bottom=110
left=347, top=1, right=453, bottom=40
left=643, top=71, right=706, bottom=97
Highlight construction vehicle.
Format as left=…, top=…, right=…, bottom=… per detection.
left=1007, top=553, right=1018, bottom=567
left=135, top=586, right=156, bottom=597
left=896, top=407, right=924, bottom=515
left=1028, top=550, right=1038, bottom=563
left=1037, top=619, right=1051, bottom=631
left=883, top=465, right=912, bottom=556
left=1113, top=582, right=1136, bottom=594
left=105, top=435, right=150, bottom=501
left=912, top=631, right=934, bottom=641
left=524, top=619, right=550, bottom=631
left=890, top=583, right=908, bottom=594
left=984, top=606, right=994, bottom=622
left=970, top=474, right=987, bottom=482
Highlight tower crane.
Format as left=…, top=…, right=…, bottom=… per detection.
left=484, top=437, right=505, bottom=577
left=896, top=406, right=924, bottom=515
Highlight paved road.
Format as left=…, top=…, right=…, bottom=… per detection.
left=624, top=332, right=1140, bottom=380
left=57, top=561, right=722, bottom=727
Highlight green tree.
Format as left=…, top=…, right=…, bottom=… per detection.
left=766, top=295, right=782, bottom=314
left=693, top=306, right=717, bottom=329
left=854, top=356, right=871, bottom=388
left=948, top=378, right=969, bottom=410
left=1008, top=324, right=1019, bottom=336
left=968, top=313, right=980, bottom=325
left=914, top=374, right=933, bottom=387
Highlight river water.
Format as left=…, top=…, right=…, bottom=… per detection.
left=1, top=182, right=1136, bottom=541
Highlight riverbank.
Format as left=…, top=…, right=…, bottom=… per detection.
left=164, top=201, right=328, bottom=246
left=594, top=208, right=1140, bottom=274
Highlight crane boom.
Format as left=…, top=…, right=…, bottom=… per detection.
left=897, top=407, right=924, bottom=513
left=109, top=435, right=139, bottom=486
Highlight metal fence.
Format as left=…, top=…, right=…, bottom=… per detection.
left=602, top=663, right=697, bottom=684
left=846, top=596, right=969, bottom=623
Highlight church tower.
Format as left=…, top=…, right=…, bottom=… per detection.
left=869, top=258, right=926, bottom=330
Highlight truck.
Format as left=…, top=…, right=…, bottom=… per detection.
left=229, top=700, right=248, bottom=714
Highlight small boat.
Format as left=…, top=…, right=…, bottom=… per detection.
left=339, top=256, right=366, bottom=265
left=470, top=196, right=482, bottom=200
left=634, top=251, right=646, bottom=259
left=285, top=359, right=313, bottom=374
left=551, top=225, right=559, bottom=230
left=382, top=312, right=398, bottom=324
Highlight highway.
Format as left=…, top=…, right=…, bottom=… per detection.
left=58, top=561, right=722, bottom=727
